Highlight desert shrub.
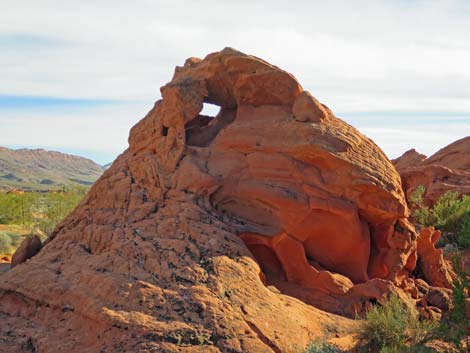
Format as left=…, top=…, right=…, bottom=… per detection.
left=438, top=258, right=470, bottom=350
left=0, top=188, right=86, bottom=253
left=0, top=192, right=39, bottom=224
left=0, top=231, right=22, bottom=254
left=0, top=188, right=85, bottom=233
left=358, top=294, right=437, bottom=353
left=410, top=185, right=433, bottom=227
left=302, top=341, right=346, bottom=353
left=32, top=188, right=85, bottom=235
left=457, top=211, right=470, bottom=249
left=411, top=187, right=470, bottom=249
left=433, top=193, right=470, bottom=232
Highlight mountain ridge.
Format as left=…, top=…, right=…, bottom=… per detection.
left=0, top=146, right=105, bottom=191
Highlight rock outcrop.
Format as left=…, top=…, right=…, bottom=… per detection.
left=0, top=255, right=10, bottom=275
left=0, top=48, right=451, bottom=353
left=400, top=165, right=470, bottom=205
left=10, top=235, right=43, bottom=268
left=392, top=149, right=427, bottom=170
left=423, top=136, right=470, bottom=171
left=416, top=227, right=455, bottom=289
left=393, top=137, right=470, bottom=205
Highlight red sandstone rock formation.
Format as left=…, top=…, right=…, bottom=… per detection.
left=423, top=137, right=470, bottom=171
left=0, top=48, right=451, bottom=353
left=0, top=255, right=10, bottom=275
left=400, top=165, right=470, bottom=205
left=11, top=235, right=43, bottom=268
left=417, top=227, right=455, bottom=289
left=392, top=149, right=427, bottom=170
left=393, top=137, right=470, bottom=205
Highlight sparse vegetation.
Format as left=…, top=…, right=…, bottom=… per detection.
left=409, top=187, right=470, bottom=351
left=410, top=186, right=470, bottom=249
left=457, top=212, right=470, bottom=249
left=0, top=187, right=87, bottom=253
left=357, top=294, right=437, bottom=353
left=302, top=291, right=470, bottom=353
left=410, top=185, right=432, bottom=227
left=437, top=257, right=470, bottom=351
left=0, top=231, right=22, bottom=255
left=301, top=341, right=346, bottom=353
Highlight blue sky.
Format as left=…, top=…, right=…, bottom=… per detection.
left=1, top=0, right=469, bottom=165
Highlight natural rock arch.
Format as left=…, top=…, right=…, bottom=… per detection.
left=0, top=48, right=453, bottom=353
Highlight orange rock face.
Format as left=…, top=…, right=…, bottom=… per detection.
left=417, top=227, right=455, bottom=289
left=392, top=149, right=427, bottom=170
left=0, top=48, right=444, bottom=352
left=423, top=136, right=470, bottom=171
left=393, top=137, right=470, bottom=205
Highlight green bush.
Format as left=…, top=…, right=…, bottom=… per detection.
left=457, top=211, right=470, bottom=249
left=410, top=187, right=470, bottom=249
left=358, top=294, right=437, bottom=353
left=433, top=193, right=470, bottom=232
left=438, top=258, right=470, bottom=350
left=0, top=192, right=39, bottom=225
left=0, top=188, right=85, bottom=234
left=0, top=231, right=22, bottom=255
left=0, top=188, right=86, bottom=253
left=302, top=341, right=346, bottom=353
left=31, top=189, right=85, bottom=235
left=410, top=185, right=433, bottom=227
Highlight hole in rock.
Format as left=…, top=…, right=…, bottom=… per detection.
left=162, top=126, right=169, bottom=136
left=185, top=102, right=237, bottom=147
left=200, top=102, right=220, bottom=117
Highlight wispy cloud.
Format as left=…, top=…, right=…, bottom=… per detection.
left=0, top=101, right=151, bottom=164
left=343, top=111, right=470, bottom=117
left=0, top=95, right=126, bottom=111
left=0, top=34, right=65, bottom=49
left=0, top=0, right=469, bottom=163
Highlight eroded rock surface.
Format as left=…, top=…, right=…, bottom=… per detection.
left=392, top=149, right=427, bottom=170
left=393, top=137, right=470, bottom=205
left=417, top=227, right=455, bottom=289
left=0, top=48, right=448, bottom=353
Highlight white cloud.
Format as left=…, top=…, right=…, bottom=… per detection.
left=0, top=0, right=469, bottom=162
left=0, top=102, right=151, bottom=164
left=359, top=124, right=470, bottom=159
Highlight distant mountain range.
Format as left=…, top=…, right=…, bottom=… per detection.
left=0, top=147, right=106, bottom=191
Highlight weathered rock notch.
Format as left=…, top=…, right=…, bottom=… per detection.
left=0, top=48, right=453, bottom=353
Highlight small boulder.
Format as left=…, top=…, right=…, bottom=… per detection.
left=426, top=287, right=452, bottom=311
left=415, top=278, right=430, bottom=295
left=418, top=306, right=442, bottom=321
left=11, top=235, right=43, bottom=268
